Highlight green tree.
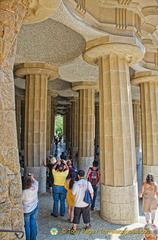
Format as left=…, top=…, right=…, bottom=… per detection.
left=55, top=115, right=63, bottom=135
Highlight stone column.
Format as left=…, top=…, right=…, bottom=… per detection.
left=69, top=97, right=79, bottom=161
left=95, top=102, right=100, bottom=145
left=66, top=106, right=72, bottom=150
left=72, top=82, right=97, bottom=172
left=83, top=36, right=144, bottom=224
left=14, top=63, right=58, bottom=193
left=0, top=0, right=29, bottom=237
left=51, top=100, right=57, bottom=153
left=46, top=90, right=58, bottom=158
left=21, top=98, right=25, bottom=151
left=132, top=100, right=141, bottom=164
left=63, top=115, right=66, bottom=142
left=15, top=97, right=22, bottom=150
left=131, top=72, right=158, bottom=182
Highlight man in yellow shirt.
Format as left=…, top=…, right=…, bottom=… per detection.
left=51, top=160, right=69, bottom=217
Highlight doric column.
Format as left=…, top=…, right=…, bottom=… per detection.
left=15, top=95, right=25, bottom=151
left=72, top=81, right=97, bottom=172
left=0, top=0, right=29, bottom=236
left=132, top=100, right=141, bottom=164
left=46, top=90, right=58, bottom=158
left=63, top=115, right=66, bottom=141
left=66, top=106, right=72, bottom=150
left=83, top=36, right=144, bottom=224
left=14, top=63, right=58, bottom=193
left=131, top=71, right=158, bottom=182
left=95, top=102, right=100, bottom=146
left=69, top=97, right=79, bottom=161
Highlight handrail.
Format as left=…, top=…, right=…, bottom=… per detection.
left=0, top=229, right=24, bottom=239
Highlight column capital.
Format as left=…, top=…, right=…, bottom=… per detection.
left=83, top=36, right=145, bottom=66
left=48, top=89, right=58, bottom=98
left=131, top=71, right=158, bottom=86
left=14, top=63, right=58, bottom=80
left=72, top=81, right=99, bottom=91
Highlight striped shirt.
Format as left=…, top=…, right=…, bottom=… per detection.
left=52, top=169, right=69, bottom=186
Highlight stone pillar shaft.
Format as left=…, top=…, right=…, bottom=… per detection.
left=141, top=81, right=158, bottom=182
left=78, top=88, right=95, bottom=171
left=0, top=0, right=29, bottom=237
left=46, top=94, right=51, bottom=157
left=99, top=55, right=136, bottom=187
left=71, top=99, right=79, bottom=159
left=141, top=82, right=158, bottom=165
left=25, top=74, right=48, bottom=167
left=95, top=103, right=100, bottom=146
left=78, top=89, right=95, bottom=157
left=131, top=73, right=158, bottom=182
left=132, top=100, right=141, bottom=164
left=66, top=106, right=72, bottom=148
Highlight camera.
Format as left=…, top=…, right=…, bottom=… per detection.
left=28, top=173, right=32, bottom=176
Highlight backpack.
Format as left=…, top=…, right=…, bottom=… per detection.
left=88, top=167, right=99, bottom=186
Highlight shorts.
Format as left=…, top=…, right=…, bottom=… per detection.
left=73, top=205, right=90, bottom=224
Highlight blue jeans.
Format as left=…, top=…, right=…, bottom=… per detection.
left=53, top=185, right=66, bottom=216
left=91, top=186, right=98, bottom=208
left=24, top=205, right=38, bottom=240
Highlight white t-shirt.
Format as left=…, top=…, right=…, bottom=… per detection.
left=22, top=181, right=38, bottom=213
left=72, top=179, right=93, bottom=208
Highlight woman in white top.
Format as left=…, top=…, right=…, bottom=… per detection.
left=22, top=174, right=38, bottom=240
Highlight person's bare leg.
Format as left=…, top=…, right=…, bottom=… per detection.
left=67, top=206, right=71, bottom=221
left=70, top=206, right=74, bottom=222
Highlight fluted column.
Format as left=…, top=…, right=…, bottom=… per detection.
left=83, top=36, right=144, bottom=224
left=66, top=106, right=72, bottom=150
left=131, top=72, right=158, bottom=182
left=95, top=102, right=100, bottom=146
left=132, top=100, right=141, bottom=164
left=46, top=90, right=58, bottom=158
left=63, top=115, right=66, bottom=141
left=0, top=0, right=30, bottom=236
left=72, top=82, right=97, bottom=172
left=14, top=63, right=58, bottom=193
left=69, top=97, right=79, bottom=161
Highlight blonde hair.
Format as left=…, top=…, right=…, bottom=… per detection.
left=50, top=157, right=56, bottom=164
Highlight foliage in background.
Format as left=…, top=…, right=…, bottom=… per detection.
left=55, top=115, right=63, bottom=135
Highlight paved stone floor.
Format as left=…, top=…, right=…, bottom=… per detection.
left=36, top=144, right=158, bottom=240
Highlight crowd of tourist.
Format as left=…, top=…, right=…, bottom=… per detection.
left=20, top=140, right=158, bottom=240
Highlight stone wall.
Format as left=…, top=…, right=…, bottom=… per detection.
left=0, top=1, right=29, bottom=239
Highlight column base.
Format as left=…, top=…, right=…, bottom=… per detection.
left=78, top=156, right=94, bottom=173
left=25, top=166, right=46, bottom=193
left=143, top=165, right=158, bottom=183
left=136, top=147, right=140, bottom=164
left=100, top=183, right=139, bottom=224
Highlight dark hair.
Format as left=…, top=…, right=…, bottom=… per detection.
left=69, top=172, right=77, bottom=189
left=78, top=170, right=85, bottom=177
left=23, top=177, right=32, bottom=189
left=146, top=173, right=154, bottom=184
left=93, top=160, right=98, bottom=167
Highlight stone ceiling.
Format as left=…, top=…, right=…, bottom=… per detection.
left=14, top=0, right=158, bottom=103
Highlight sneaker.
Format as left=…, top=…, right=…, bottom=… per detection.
left=91, top=207, right=94, bottom=211
left=50, top=213, right=58, bottom=217
left=85, top=223, right=91, bottom=230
